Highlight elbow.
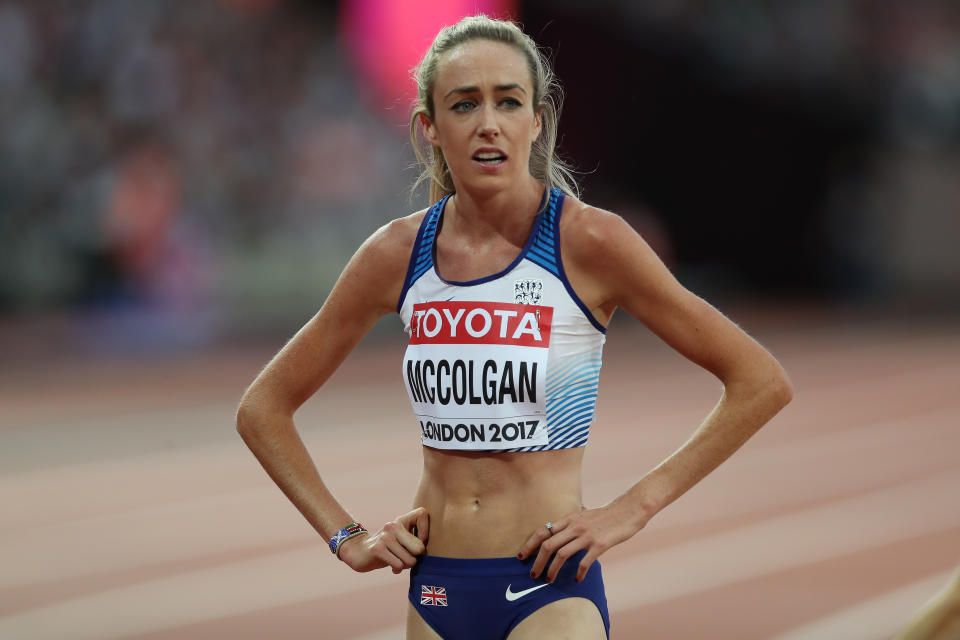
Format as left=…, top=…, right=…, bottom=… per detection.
left=236, top=390, right=272, bottom=441
left=235, top=396, right=258, bottom=440
left=730, top=361, right=793, bottom=414
left=236, top=397, right=256, bottom=439
left=769, top=365, right=794, bottom=411
left=236, top=387, right=295, bottom=443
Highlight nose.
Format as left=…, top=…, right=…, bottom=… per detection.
left=477, top=102, right=499, bottom=138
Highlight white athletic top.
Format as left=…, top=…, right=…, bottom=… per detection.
left=397, top=188, right=606, bottom=452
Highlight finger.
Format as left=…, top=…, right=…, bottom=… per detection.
left=386, top=537, right=418, bottom=568
left=384, top=522, right=427, bottom=556
left=546, top=538, right=587, bottom=583
left=530, top=527, right=575, bottom=579
left=398, top=507, right=427, bottom=528
left=413, top=508, right=430, bottom=545
left=369, top=530, right=412, bottom=573
left=527, top=530, right=556, bottom=576
left=575, top=547, right=601, bottom=583
left=388, top=518, right=427, bottom=556
left=518, top=522, right=555, bottom=562
left=372, top=543, right=404, bottom=573
left=398, top=508, right=430, bottom=548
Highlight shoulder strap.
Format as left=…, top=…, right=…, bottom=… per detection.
left=396, top=196, right=448, bottom=312
left=525, top=187, right=565, bottom=278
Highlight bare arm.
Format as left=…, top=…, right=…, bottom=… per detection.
left=236, top=215, right=429, bottom=573
left=592, top=207, right=793, bottom=527
left=523, top=203, right=793, bottom=581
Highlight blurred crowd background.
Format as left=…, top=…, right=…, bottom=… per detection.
left=1, top=0, right=958, bottom=358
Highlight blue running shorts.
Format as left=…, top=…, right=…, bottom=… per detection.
left=408, top=550, right=610, bottom=639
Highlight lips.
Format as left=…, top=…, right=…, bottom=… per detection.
left=472, top=148, right=507, bottom=164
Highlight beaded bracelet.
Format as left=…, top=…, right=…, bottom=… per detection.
left=328, top=522, right=368, bottom=557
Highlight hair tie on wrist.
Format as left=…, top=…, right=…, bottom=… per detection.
left=329, top=522, right=367, bottom=557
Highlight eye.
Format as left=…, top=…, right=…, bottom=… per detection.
left=500, top=97, right=522, bottom=109
left=451, top=100, right=475, bottom=113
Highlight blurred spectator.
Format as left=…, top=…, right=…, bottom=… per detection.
left=0, top=0, right=412, bottom=343
left=0, top=0, right=958, bottom=352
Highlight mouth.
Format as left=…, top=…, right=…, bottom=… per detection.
left=472, top=149, right=508, bottom=166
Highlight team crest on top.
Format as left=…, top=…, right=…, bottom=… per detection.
left=514, top=278, right=543, bottom=304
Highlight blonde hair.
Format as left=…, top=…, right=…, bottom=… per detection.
left=409, top=15, right=578, bottom=205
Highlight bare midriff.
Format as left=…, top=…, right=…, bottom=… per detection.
left=413, top=446, right=584, bottom=558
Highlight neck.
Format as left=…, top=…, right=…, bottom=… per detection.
left=447, top=178, right=545, bottom=242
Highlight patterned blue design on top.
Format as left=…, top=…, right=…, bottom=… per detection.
left=525, top=189, right=562, bottom=277
left=506, top=351, right=602, bottom=452
left=410, top=197, right=445, bottom=284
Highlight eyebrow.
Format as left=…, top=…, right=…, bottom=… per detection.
left=444, top=83, right=528, bottom=99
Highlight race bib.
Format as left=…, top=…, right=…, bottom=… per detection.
left=403, top=301, right=553, bottom=450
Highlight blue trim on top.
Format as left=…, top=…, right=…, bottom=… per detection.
left=397, top=188, right=609, bottom=337
left=525, top=190, right=561, bottom=277
left=430, top=189, right=549, bottom=287
left=536, top=189, right=608, bottom=334
left=396, top=196, right=449, bottom=313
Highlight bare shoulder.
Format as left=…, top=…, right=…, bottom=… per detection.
left=558, top=195, right=667, bottom=315
left=557, top=195, right=790, bottom=390
left=360, top=209, right=426, bottom=266
left=559, top=195, right=668, bottom=277
left=327, top=209, right=427, bottom=318
left=558, top=196, right=634, bottom=262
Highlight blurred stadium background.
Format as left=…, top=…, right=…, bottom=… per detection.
left=1, top=1, right=959, bottom=638
left=1, top=0, right=958, bottom=348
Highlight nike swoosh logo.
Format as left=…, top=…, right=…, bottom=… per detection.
left=505, top=583, right=550, bottom=602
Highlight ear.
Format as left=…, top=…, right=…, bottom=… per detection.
left=532, top=108, right=543, bottom=143
left=420, top=112, right=440, bottom=146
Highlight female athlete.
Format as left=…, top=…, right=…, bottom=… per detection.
left=237, top=15, right=793, bottom=639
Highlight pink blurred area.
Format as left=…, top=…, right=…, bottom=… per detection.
left=340, top=0, right=516, bottom=116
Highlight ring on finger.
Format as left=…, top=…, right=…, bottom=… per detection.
left=545, top=521, right=553, bottom=535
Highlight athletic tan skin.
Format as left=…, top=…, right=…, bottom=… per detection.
left=236, top=38, right=793, bottom=639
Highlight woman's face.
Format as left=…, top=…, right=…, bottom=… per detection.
left=423, top=39, right=542, bottom=195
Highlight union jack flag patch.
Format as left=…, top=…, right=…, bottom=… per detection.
left=420, top=585, right=448, bottom=606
